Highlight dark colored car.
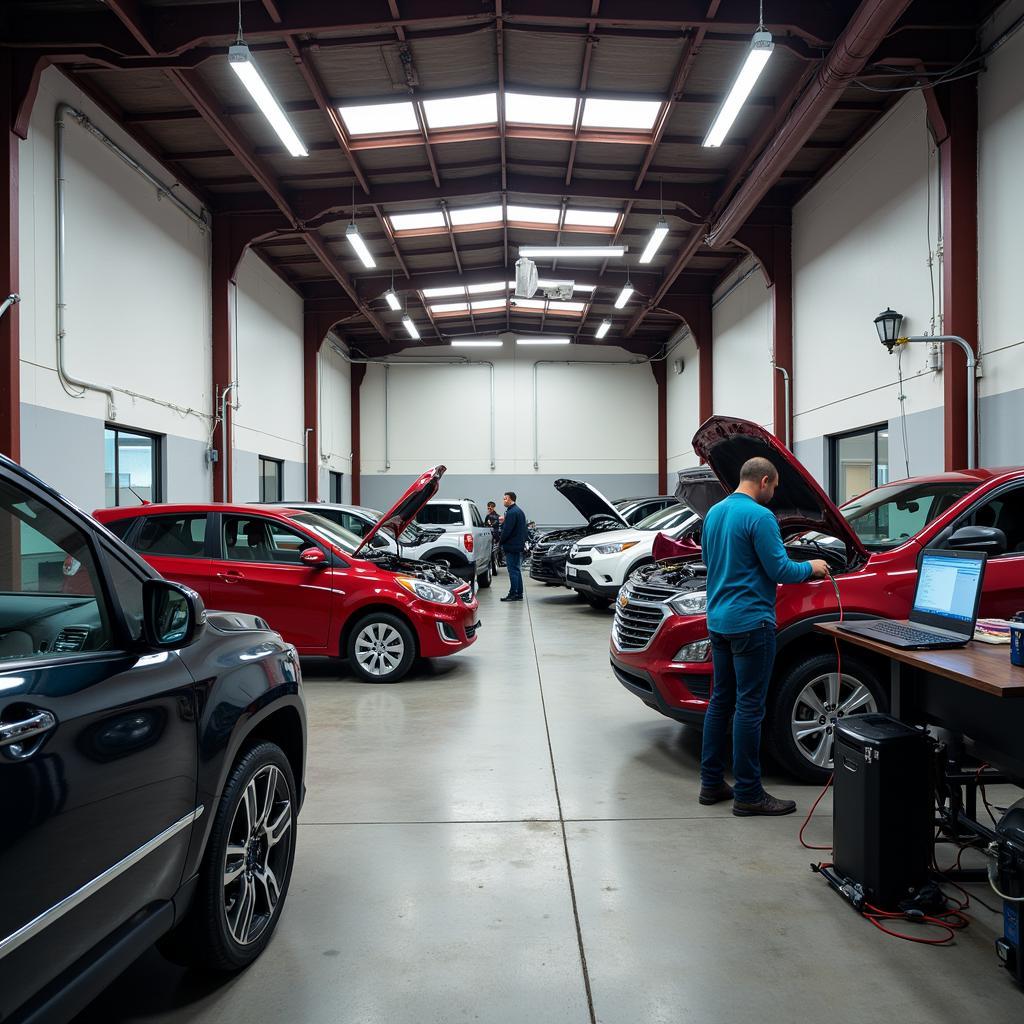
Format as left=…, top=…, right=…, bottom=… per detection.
left=529, top=482, right=677, bottom=587
left=0, top=455, right=306, bottom=1024
left=611, top=415, right=1024, bottom=782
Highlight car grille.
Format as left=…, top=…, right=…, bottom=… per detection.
left=627, top=581, right=678, bottom=603
left=466, top=621, right=480, bottom=639
left=612, top=584, right=668, bottom=651
left=568, top=555, right=592, bottom=566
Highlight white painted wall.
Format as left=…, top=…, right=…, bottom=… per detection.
left=712, top=263, right=774, bottom=433
left=318, top=338, right=353, bottom=488
left=792, top=92, right=942, bottom=474
left=666, top=333, right=700, bottom=472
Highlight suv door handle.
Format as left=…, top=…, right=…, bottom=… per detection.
left=0, top=709, right=56, bottom=755
left=217, top=571, right=245, bottom=582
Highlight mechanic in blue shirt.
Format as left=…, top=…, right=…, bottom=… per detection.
left=698, top=456, right=829, bottom=816
left=499, top=491, right=528, bottom=602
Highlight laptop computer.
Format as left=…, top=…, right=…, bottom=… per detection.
left=840, top=549, right=987, bottom=650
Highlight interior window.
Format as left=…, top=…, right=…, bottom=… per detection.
left=134, top=514, right=207, bottom=558
left=222, top=516, right=316, bottom=564
left=957, top=486, right=1024, bottom=557
left=0, top=480, right=112, bottom=661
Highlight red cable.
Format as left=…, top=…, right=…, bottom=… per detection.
left=799, top=773, right=834, bottom=850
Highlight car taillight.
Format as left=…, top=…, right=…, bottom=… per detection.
left=463, top=533, right=474, bottom=553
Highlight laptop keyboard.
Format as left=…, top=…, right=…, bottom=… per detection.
left=869, top=621, right=951, bottom=644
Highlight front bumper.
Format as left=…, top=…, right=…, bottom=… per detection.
left=409, top=592, right=480, bottom=658
left=529, top=551, right=568, bottom=583
left=564, top=565, right=620, bottom=599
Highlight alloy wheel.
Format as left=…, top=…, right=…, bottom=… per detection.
left=223, top=764, right=292, bottom=946
left=790, top=672, right=878, bottom=769
left=354, top=622, right=406, bottom=677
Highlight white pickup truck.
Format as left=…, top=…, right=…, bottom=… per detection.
left=414, top=497, right=496, bottom=589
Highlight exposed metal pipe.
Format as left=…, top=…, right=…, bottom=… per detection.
left=898, top=335, right=977, bottom=469
left=219, top=383, right=236, bottom=500
left=384, top=364, right=391, bottom=471
left=706, top=0, right=913, bottom=247
left=773, top=364, right=791, bottom=449
left=304, top=426, right=314, bottom=500
left=0, top=294, right=19, bottom=320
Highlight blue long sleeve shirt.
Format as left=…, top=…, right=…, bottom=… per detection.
left=701, top=492, right=813, bottom=634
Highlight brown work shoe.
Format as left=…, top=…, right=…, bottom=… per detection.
left=698, top=782, right=735, bottom=806
left=732, top=791, right=797, bottom=817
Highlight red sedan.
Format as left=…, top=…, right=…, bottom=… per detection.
left=94, top=467, right=479, bottom=683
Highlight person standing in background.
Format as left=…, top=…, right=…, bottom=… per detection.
left=499, top=491, right=527, bottom=602
left=484, top=500, right=502, bottom=568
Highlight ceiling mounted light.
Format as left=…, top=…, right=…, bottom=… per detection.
left=519, top=246, right=626, bottom=258
left=614, top=279, right=634, bottom=310
left=451, top=339, right=503, bottom=348
left=402, top=315, right=421, bottom=340
left=640, top=218, right=670, bottom=264
left=595, top=318, right=612, bottom=339
left=384, top=288, right=402, bottom=311
left=516, top=336, right=571, bottom=346
left=703, top=28, right=774, bottom=148
left=346, top=222, right=375, bottom=268
left=228, top=44, right=308, bottom=157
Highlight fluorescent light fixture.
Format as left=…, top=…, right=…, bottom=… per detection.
left=703, top=31, right=774, bottom=148
left=451, top=339, right=503, bottom=347
left=614, top=281, right=634, bottom=309
left=564, top=208, right=620, bottom=228
left=639, top=218, right=670, bottom=263
left=517, top=336, right=571, bottom=346
left=519, top=246, right=626, bottom=258
left=595, top=318, right=612, bottom=339
left=449, top=204, right=503, bottom=226
left=507, top=204, right=560, bottom=224
left=382, top=289, right=401, bottom=311
left=228, top=44, right=308, bottom=157
left=581, top=97, right=662, bottom=131
left=505, top=92, right=577, bottom=126
left=389, top=210, right=446, bottom=231
left=423, top=92, right=497, bottom=129
left=338, top=101, right=418, bottom=135
left=402, top=315, right=421, bottom=340
left=346, top=222, right=375, bottom=268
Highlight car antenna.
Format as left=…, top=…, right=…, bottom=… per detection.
left=128, top=485, right=150, bottom=506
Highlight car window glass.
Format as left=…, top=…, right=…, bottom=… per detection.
left=469, top=504, right=484, bottom=527
left=103, top=550, right=146, bottom=641
left=635, top=504, right=684, bottom=530
left=340, top=511, right=368, bottom=536
left=0, top=479, right=113, bottom=661
left=837, top=482, right=976, bottom=550
left=959, top=486, right=1024, bottom=557
left=134, top=513, right=207, bottom=558
left=417, top=504, right=464, bottom=526
left=103, top=518, right=135, bottom=540
left=223, top=516, right=317, bottom=564
left=284, top=512, right=361, bottom=555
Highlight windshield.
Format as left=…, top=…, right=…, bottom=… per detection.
left=795, top=481, right=977, bottom=552
left=288, top=512, right=362, bottom=554
left=635, top=504, right=694, bottom=531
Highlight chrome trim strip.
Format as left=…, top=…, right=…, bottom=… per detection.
left=0, top=805, right=204, bottom=961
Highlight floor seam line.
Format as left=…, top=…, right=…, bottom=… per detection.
left=525, top=588, right=598, bottom=1024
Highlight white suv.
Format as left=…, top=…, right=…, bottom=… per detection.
left=414, top=498, right=496, bottom=588
left=565, top=503, right=701, bottom=608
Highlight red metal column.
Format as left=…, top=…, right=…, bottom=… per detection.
left=771, top=224, right=793, bottom=449
left=350, top=364, right=366, bottom=505
left=303, top=312, right=320, bottom=502
left=211, top=215, right=234, bottom=501
left=651, top=360, right=668, bottom=494
left=934, top=78, right=978, bottom=470
left=1, top=53, right=20, bottom=461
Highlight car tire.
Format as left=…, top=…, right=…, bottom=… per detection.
left=585, top=595, right=612, bottom=610
left=477, top=562, right=492, bottom=588
left=161, top=742, right=297, bottom=972
left=767, top=651, right=887, bottom=784
left=346, top=611, right=417, bottom=683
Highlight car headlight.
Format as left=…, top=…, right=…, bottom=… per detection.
left=594, top=541, right=639, bottom=555
left=396, top=576, right=456, bottom=604
left=673, top=639, right=711, bottom=662
left=669, top=590, right=707, bottom=615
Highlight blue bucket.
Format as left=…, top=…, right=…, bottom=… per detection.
left=1011, top=623, right=1024, bottom=668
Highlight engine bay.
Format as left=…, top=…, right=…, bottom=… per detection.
left=364, top=551, right=463, bottom=588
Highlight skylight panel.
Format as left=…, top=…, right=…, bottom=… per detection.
left=547, top=301, right=586, bottom=314
left=430, top=302, right=470, bottom=314
left=507, top=204, right=560, bottom=224
left=581, top=97, right=662, bottom=130
left=422, top=285, right=466, bottom=298
left=389, top=210, right=446, bottom=231
left=564, top=208, right=620, bottom=228
left=511, top=298, right=547, bottom=310
left=338, top=101, right=418, bottom=135
left=471, top=298, right=507, bottom=311
left=505, top=92, right=577, bottom=127
left=448, top=204, right=504, bottom=226
left=466, top=280, right=508, bottom=294
left=423, top=92, right=498, bottom=130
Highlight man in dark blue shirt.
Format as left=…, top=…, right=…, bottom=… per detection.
left=699, top=457, right=828, bottom=816
left=499, top=491, right=528, bottom=602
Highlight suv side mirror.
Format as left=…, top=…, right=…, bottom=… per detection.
left=947, top=525, right=1007, bottom=555
left=300, top=546, right=328, bottom=567
left=143, top=579, right=205, bottom=649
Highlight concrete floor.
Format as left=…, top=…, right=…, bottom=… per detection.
left=78, top=577, right=1022, bottom=1023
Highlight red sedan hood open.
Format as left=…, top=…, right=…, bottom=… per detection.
left=354, top=465, right=446, bottom=555
left=691, top=417, right=868, bottom=561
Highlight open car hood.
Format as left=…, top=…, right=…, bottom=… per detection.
left=691, top=417, right=868, bottom=560
left=554, top=479, right=628, bottom=528
left=674, top=466, right=728, bottom=518
left=354, top=466, right=446, bottom=556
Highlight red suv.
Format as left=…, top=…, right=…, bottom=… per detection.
left=611, top=417, right=1024, bottom=782
left=95, top=466, right=480, bottom=683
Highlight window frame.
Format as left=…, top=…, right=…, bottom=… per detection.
left=131, top=512, right=211, bottom=561
left=259, top=456, right=284, bottom=503
left=219, top=514, right=325, bottom=566
left=828, top=423, right=889, bottom=504
left=329, top=471, right=343, bottom=504
left=937, top=480, right=1024, bottom=560
left=104, top=424, right=163, bottom=508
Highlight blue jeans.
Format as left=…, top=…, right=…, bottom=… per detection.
left=504, top=549, right=523, bottom=596
left=700, top=622, right=777, bottom=803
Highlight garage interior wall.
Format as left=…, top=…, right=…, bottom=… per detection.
left=358, top=345, right=659, bottom=524
left=318, top=340, right=353, bottom=505
left=666, top=333, right=700, bottom=473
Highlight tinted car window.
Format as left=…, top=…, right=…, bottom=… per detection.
left=103, top=518, right=135, bottom=540
left=223, top=516, right=318, bottom=564
left=469, top=504, right=484, bottom=528
left=134, top=513, right=207, bottom=558
left=417, top=503, right=464, bottom=526
left=957, top=485, right=1024, bottom=556
left=0, top=479, right=112, bottom=660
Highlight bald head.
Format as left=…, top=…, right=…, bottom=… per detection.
left=737, top=456, right=779, bottom=506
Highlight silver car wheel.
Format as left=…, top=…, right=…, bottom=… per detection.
left=354, top=622, right=406, bottom=677
left=223, top=764, right=292, bottom=946
left=790, top=672, right=878, bottom=769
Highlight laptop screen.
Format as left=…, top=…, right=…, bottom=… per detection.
left=911, top=551, right=985, bottom=630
